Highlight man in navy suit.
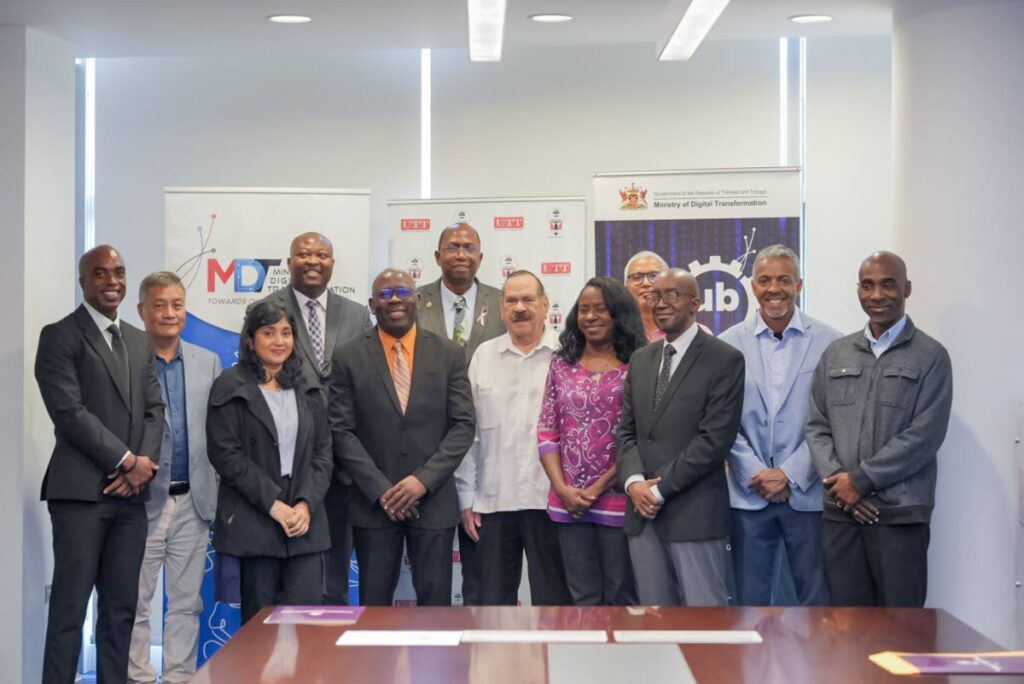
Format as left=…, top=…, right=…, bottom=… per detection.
left=720, top=245, right=841, bottom=606
left=36, top=245, right=164, bottom=684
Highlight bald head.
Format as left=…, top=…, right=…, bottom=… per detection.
left=649, top=268, right=701, bottom=341
left=79, top=245, right=127, bottom=319
left=857, top=250, right=911, bottom=338
left=435, top=223, right=483, bottom=294
left=370, top=268, right=419, bottom=337
left=288, top=232, right=335, bottom=298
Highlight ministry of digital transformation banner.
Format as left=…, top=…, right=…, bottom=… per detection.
left=165, top=187, right=371, bottom=663
left=387, top=195, right=587, bottom=605
left=593, top=168, right=802, bottom=334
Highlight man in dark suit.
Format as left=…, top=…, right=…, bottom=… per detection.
left=36, top=245, right=165, bottom=684
left=416, top=222, right=505, bottom=604
left=260, top=232, right=371, bottom=605
left=330, top=268, right=475, bottom=606
left=616, top=269, right=744, bottom=606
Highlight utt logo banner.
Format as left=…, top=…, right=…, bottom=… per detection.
left=401, top=218, right=431, bottom=231
left=493, top=216, right=525, bottom=230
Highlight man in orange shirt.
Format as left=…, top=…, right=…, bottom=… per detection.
left=328, top=269, right=476, bottom=605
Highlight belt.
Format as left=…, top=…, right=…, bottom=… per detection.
left=169, top=481, right=190, bottom=496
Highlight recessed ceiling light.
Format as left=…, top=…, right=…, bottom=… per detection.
left=468, top=0, right=507, bottom=62
left=530, top=14, right=573, bottom=23
left=789, top=14, right=833, bottom=24
left=267, top=14, right=312, bottom=24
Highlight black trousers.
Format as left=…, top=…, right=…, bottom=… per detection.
left=476, top=510, right=571, bottom=606
left=239, top=553, right=323, bottom=624
left=353, top=525, right=455, bottom=606
left=457, top=525, right=481, bottom=605
left=557, top=521, right=637, bottom=606
left=322, top=481, right=352, bottom=605
left=44, top=499, right=147, bottom=684
left=824, top=520, right=930, bottom=607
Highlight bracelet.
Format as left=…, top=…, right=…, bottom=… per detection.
left=121, top=455, right=137, bottom=473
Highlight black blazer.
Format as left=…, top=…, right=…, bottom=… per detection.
left=328, top=327, right=476, bottom=530
left=35, top=305, right=164, bottom=502
left=616, top=329, right=745, bottom=542
left=206, top=365, right=332, bottom=558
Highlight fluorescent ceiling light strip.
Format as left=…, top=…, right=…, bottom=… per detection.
left=659, top=0, right=731, bottom=61
left=420, top=49, right=432, bottom=199
left=83, top=57, right=96, bottom=250
left=779, top=38, right=788, bottom=166
left=468, top=0, right=506, bottom=61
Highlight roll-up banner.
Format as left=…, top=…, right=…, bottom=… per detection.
left=592, top=168, right=802, bottom=334
left=387, top=196, right=587, bottom=605
left=165, top=187, right=370, bottom=663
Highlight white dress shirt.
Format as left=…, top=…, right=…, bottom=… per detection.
left=864, top=315, right=908, bottom=358
left=440, top=280, right=478, bottom=343
left=454, top=330, right=558, bottom=513
left=83, top=299, right=121, bottom=350
left=625, top=321, right=701, bottom=503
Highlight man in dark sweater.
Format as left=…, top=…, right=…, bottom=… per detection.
left=806, top=251, right=952, bottom=607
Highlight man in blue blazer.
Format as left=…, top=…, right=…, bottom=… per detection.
left=129, top=272, right=221, bottom=684
left=720, top=245, right=841, bottom=606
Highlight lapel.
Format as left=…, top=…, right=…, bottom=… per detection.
left=365, top=330, right=404, bottom=416
left=76, top=306, right=130, bottom=410
left=182, top=343, right=205, bottom=452
left=292, top=390, right=312, bottom=472
left=323, top=292, right=343, bottom=364
left=633, top=343, right=659, bottom=422
left=470, top=280, right=494, bottom=339
left=407, top=328, right=433, bottom=408
left=241, top=381, right=280, bottom=444
left=742, top=318, right=770, bottom=411
left=418, top=281, right=446, bottom=338
left=651, top=330, right=705, bottom=427
left=285, top=288, right=319, bottom=374
left=777, top=319, right=814, bottom=408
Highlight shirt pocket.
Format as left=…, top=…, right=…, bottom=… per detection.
left=826, top=365, right=863, bottom=406
left=878, top=366, right=921, bottom=409
left=475, top=387, right=501, bottom=430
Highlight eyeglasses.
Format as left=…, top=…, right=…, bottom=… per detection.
left=442, top=243, right=479, bottom=255
left=375, top=287, right=416, bottom=300
left=643, top=290, right=695, bottom=305
left=627, top=271, right=660, bottom=285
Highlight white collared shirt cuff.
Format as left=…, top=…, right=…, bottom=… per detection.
left=624, top=474, right=645, bottom=491
left=116, top=450, right=131, bottom=472
left=650, top=484, right=665, bottom=503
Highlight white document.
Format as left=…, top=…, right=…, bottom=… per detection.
left=461, top=630, right=608, bottom=644
left=336, top=631, right=463, bottom=647
left=613, top=630, right=763, bottom=644
left=549, top=644, right=695, bottom=684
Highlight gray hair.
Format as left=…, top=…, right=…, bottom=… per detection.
left=139, top=271, right=184, bottom=303
left=623, top=250, right=669, bottom=281
left=753, top=244, right=801, bottom=275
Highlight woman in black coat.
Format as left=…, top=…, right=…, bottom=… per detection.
left=207, top=300, right=332, bottom=623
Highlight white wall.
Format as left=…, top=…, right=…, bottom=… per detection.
left=804, top=35, right=893, bottom=331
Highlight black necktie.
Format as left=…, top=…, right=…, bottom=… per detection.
left=654, top=343, right=677, bottom=408
left=107, top=324, right=130, bottom=393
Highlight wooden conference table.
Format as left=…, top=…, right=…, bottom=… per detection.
left=193, top=605, right=1016, bottom=683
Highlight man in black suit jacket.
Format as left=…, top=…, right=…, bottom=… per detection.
left=416, top=222, right=505, bottom=605
left=35, top=245, right=165, bottom=683
left=330, top=268, right=475, bottom=606
left=259, top=232, right=371, bottom=605
left=616, top=269, right=744, bottom=606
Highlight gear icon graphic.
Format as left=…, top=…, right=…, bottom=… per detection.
left=686, top=256, right=756, bottom=319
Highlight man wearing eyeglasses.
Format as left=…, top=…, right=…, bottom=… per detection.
left=417, top=222, right=506, bottom=605
left=616, top=269, right=745, bottom=606
left=329, top=269, right=475, bottom=606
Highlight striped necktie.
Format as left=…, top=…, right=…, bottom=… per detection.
left=392, top=340, right=411, bottom=413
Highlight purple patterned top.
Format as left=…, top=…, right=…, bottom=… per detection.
left=537, top=356, right=628, bottom=527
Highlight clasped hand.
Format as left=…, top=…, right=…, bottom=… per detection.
left=104, top=454, right=158, bottom=497
left=823, top=472, right=879, bottom=525
left=380, top=475, right=427, bottom=522
left=627, top=477, right=663, bottom=520
left=270, top=500, right=312, bottom=537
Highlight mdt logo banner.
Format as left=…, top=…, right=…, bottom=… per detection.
left=401, top=218, right=431, bottom=231
left=207, top=258, right=282, bottom=293
left=493, top=216, right=524, bottom=230
left=541, top=261, right=572, bottom=275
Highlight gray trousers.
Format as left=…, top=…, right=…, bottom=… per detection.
left=627, top=522, right=732, bottom=606
left=129, top=491, right=210, bottom=684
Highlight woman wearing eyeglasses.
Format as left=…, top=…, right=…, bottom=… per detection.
left=537, top=276, right=646, bottom=605
left=624, top=251, right=669, bottom=343
left=206, top=300, right=332, bottom=623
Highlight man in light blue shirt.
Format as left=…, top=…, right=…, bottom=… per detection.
left=720, top=245, right=841, bottom=606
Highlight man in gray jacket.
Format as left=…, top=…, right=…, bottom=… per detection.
left=806, top=251, right=952, bottom=607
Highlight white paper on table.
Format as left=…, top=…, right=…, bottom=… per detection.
left=336, top=630, right=463, bottom=647
left=612, top=630, right=762, bottom=644
left=462, top=630, right=608, bottom=644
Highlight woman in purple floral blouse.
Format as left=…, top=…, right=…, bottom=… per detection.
left=538, top=276, right=646, bottom=605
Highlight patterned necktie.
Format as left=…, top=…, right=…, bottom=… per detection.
left=306, top=299, right=325, bottom=370
left=392, top=340, right=411, bottom=414
left=452, top=296, right=468, bottom=347
left=653, top=343, right=677, bottom=408
left=107, top=324, right=130, bottom=393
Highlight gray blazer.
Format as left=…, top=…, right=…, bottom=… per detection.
left=417, top=278, right=506, bottom=360
left=616, top=330, right=745, bottom=542
left=146, top=340, right=222, bottom=523
left=261, top=286, right=372, bottom=400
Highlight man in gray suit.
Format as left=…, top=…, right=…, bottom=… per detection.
left=260, top=232, right=372, bottom=605
left=616, top=269, right=745, bottom=606
left=417, top=222, right=505, bottom=605
left=129, top=272, right=221, bottom=684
